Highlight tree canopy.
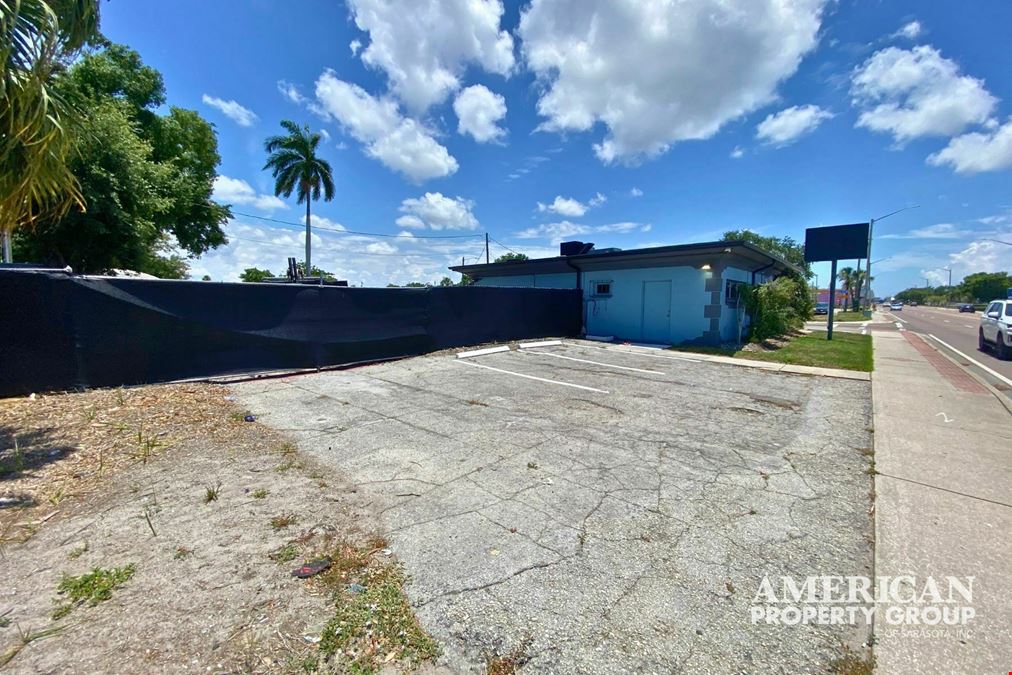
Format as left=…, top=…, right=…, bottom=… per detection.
left=263, top=120, right=334, bottom=273
left=1, top=0, right=101, bottom=243
left=494, top=252, right=529, bottom=263
left=13, top=44, right=229, bottom=276
left=721, top=229, right=810, bottom=277
left=959, top=271, right=1011, bottom=302
left=239, top=267, right=274, bottom=283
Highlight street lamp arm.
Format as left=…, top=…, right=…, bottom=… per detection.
left=872, top=204, right=921, bottom=222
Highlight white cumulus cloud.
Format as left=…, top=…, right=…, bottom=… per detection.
left=398, top=192, right=479, bottom=230
left=756, top=104, right=833, bottom=146
left=277, top=81, right=305, bottom=104
left=518, top=0, right=825, bottom=163
left=630, top=187, right=644, bottom=197
left=893, top=20, right=922, bottom=40
left=730, top=146, right=745, bottom=159
left=453, top=85, right=507, bottom=143
left=201, top=95, right=258, bottom=127
left=347, top=0, right=514, bottom=112
left=850, top=45, right=996, bottom=144
left=313, top=71, right=457, bottom=182
left=927, top=118, right=1012, bottom=174
left=537, top=196, right=588, bottom=218
left=212, top=176, right=286, bottom=211
left=879, top=223, right=971, bottom=240
left=515, top=221, right=651, bottom=244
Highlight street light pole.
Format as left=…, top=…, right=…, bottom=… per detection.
left=865, top=205, right=920, bottom=309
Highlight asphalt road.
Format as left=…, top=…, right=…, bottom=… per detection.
left=885, top=305, right=1012, bottom=396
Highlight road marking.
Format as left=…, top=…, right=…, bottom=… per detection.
left=925, top=334, right=1012, bottom=389
left=453, top=359, right=610, bottom=393
left=895, top=322, right=904, bottom=329
left=456, top=346, right=510, bottom=359
left=528, top=350, right=665, bottom=375
left=944, top=319, right=951, bottom=323
left=935, top=412, right=953, bottom=423
left=893, top=314, right=909, bottom=324
left=964, top=325, right=974, bottom=329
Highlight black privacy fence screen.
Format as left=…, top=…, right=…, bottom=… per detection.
left=0, top=271, right=582, bottom=397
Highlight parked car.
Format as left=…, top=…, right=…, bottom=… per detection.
left=958, top=303, right=976, bottom=313
left=889, top=301, right=903, bottom=311
left=979, top=300, right=1012, bottom=359
left=814, top=302, right=829, bottom=315
left=908, top=301, right=918, bottom=307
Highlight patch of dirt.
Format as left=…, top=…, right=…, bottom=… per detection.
left=0, top=384, right=436, bottom=673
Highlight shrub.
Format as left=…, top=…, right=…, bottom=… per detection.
left=744, top=275, right=811, bottom=342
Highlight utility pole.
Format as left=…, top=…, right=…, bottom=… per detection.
left=485, top=232, right=490, bottom=264
left=1, top=230, right=10, bottom=263
left=865, top=205, right=920, bottom=309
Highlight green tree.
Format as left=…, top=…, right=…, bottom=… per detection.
left=722, top=229, right=810, bottom=278
left=837, top=266, right=855, bottom=308
left=493, top=252, right=529, bottom=263
left=959, top=271, right=1012, bottom=302
left=13, top=45, right=228, bottom=276
left=1, top=0, right=101, bottom=258
left=263, top=120, right=334, bottom=274
left=295, top=260, right=335, bottom=281
left=403, top=282, right=428, bottom=288
left=240, top=267, right=273, bottom=282
left=438, top=276, right=454, bottom=287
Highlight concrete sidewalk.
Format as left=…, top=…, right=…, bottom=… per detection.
left=872, top=330, right=1011, bottom=673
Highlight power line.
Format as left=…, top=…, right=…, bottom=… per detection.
left=489, top=236, right=520, bottom=255
left=231, top=210, right=485, bottom=240
left=226, top=234, right=473, bottom=259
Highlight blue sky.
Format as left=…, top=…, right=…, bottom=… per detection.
left=102, top=0, right=1012, bottom=293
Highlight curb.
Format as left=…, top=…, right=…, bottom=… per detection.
left=565, top=339, right=870, bottom=381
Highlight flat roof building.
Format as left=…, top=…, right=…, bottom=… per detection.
left=450, top=240, right=800, bottom=345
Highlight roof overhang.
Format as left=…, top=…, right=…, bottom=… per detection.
left=450, top=240, right=803, bottom=278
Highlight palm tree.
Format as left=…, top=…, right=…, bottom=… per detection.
left=837, top=266, right=855, bottom=309
left=263, top=120, right=334, bottom=274
left=852, top=269, right=868, bottom=311
left=1, top=0, right=101, bottom=261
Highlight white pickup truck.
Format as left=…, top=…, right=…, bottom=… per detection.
left=979, top=299, right=1012, bottom=359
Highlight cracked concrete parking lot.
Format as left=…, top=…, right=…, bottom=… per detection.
left=233, top=340, right=874, bottom=672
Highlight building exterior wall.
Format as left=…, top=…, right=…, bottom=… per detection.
left=584, top=266, right=710, bottom=343
left=470, top=262, right=783, bottom=345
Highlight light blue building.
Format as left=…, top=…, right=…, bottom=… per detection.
left=450, top=240, right=800, bottom=345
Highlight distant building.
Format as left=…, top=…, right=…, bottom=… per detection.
left=815, top=289, right=852, bottom=306
left=450, top=240, right=800, bottom=345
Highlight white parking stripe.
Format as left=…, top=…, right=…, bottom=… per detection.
left=925, top=334, right=1012, bottom=389
left=527, top=350, right=665, bottom=375
left=453, top=359, right=610, bottom=393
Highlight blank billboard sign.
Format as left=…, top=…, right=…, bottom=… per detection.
left=804, top=223, right=870, bottom=262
